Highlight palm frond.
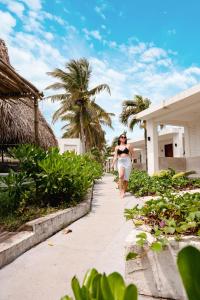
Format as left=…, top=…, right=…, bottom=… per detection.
left=88, top=84, right=111, bottom=96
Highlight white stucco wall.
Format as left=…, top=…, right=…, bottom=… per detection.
left=185, top=123, right=200, bottom=157
left=57, top=138, right=83, bottom=154
left=158, top=139, right=172, bottom=157
left=173, top=132, right=185, bottom=157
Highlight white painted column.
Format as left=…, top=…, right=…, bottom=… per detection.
left=184, top=125, right=191, bottom=157
left=141, top=148, right=146, bottom=163
left=146, top=120, right=159, bottom=175
left=173, top=131, right=184, bottom=157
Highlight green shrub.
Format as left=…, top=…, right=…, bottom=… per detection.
left=0, top=144, right=103, bottom=225
left=61, top=268, right=137, bottom=300
left=152, top=169, right=172, bottom=178
left=36, top=150, right=102, bottom=206
left=0, top=170, right=34, bottom=216
left=10, top=144, right=47, bottom=176
left=127, top=169, right=200, bottom=197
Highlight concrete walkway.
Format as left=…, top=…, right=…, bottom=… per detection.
left=0, top=175, right=159, bottom=300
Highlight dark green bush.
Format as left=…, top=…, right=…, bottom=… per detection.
left=0, top=145, right=103, bottom=223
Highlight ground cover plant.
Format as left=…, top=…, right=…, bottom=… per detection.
left=0, top=144, right=103, bottom=231
left=126, top=169, right=200, bottom=197
left=125, top=191, right=200, bottom=252
left=61, top=246, right=200, bottom=300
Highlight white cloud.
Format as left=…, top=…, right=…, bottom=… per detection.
left=168, top=29, right=176, bottom=35
left=83, top=28, right=102, bottom=41
left=141, top=47, right=168, bottom=62
left=44, top=32, right=54, bottom=41
left=95, top=5, right=106, bottom=19
left=0, top=10, right=16, bottom=38
left=6, top=1, right=25, bottom=18
left=19, top=0, right=42, bottom=11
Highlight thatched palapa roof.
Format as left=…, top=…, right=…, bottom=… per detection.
left=0, top=39, right=57, bottom=149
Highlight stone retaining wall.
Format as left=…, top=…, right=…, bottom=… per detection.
left=125, top=229, right=200, bottom=299
left=0, top=186, right=93, bottom=269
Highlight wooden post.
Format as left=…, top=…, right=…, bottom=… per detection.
left=34, top=97, right=39, bottom=145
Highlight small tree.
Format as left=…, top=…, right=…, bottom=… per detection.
left=120, top=95, right=151, bottom=171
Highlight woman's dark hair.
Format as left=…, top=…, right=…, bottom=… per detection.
left=118, top=134, right=127, bottom=145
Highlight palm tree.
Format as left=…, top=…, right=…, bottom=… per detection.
left=60, top=103, right=113, bottom=151
left=120, top=95, right=151, bottom=170
left=46, top=58, right=111, bottom=152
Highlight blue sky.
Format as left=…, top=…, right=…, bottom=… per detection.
left=1, top=0, right=200, bottom=143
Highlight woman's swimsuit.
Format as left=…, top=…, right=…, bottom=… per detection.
left=117, top=147, right=129, bottom=155
left=117, top=147, right=132, bottom=180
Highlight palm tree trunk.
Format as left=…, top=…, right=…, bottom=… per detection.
left=80, top=109, right=86, bottom=153
left=144, top=120, right=148, bottom=172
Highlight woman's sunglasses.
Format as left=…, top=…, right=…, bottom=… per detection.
left=120, top=136, right=126, bottom=139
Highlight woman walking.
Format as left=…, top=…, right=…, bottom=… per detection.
left=111, top=134, right=134, bottom=198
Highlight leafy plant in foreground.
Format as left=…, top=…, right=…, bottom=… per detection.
left=61, top=268, right=138, bottom=300
left=177, top=246, right=200, bottom=300
left=61, top=246, right=200, bottom=300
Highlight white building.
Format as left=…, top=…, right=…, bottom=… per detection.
left=57, top=138, right=83, bottom=154
left=129, top=126, right=185, bottom=170
left=135, top=84, right=200, bottom=175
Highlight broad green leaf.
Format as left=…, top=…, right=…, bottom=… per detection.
left=71, top=277, right=83, bottom=300
left=136, top=232, right=147, bottom=239
left=91, top=274, right=102, bottom=299
left=133, top=219, right=144, bottom=226
left=123, top=284, right=137, bottom=300
left=83, top=269, right=98, bottom=290
left=136, top=238, right=146, bottom=247
left=60, top=296, right=73, bottom=300
left=80, top=286, right=90, bottom=300
left=165, top=226, right=176, bottom=234
left=177, top=246, right=200, bottom=300
left=150, top=242, right=163, bottom=252
left=126, top=252, right=138, bottom=261
left=108, top=272, right=125, bottom=300
left=101, top=274, right=114, bottom=300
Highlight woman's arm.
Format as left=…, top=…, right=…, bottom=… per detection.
left=111, top=146, right=118, bottom=169
left=129, top=144, right=134, bottom=162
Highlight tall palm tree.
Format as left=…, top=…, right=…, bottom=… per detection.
left=46, top=58, right=111, bottom=152
left=120, top=95, right=151, bottom=170
left=61, top=103, right=113, bottom=151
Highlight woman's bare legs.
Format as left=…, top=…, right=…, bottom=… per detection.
left=118, top=167, right=125, bottom=198
left=124, top=180, right=128, bottom=194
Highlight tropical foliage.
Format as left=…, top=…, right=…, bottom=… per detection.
left=126, top=169, right=200, bottom=197
left=125, top=192, right=200, bottom=238
left=61, top=246, right=200, bottom=300
left=0, top=144, right=102, bottom=230
left=61, top=268, right=138, bottom=300
left=46, top=58, right=113, bottom=152
left=177, top=246, right=200, bottom=300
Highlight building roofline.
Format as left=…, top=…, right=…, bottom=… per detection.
left=136, top=83, right=200, bottom=120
